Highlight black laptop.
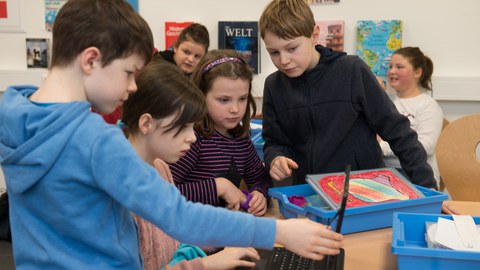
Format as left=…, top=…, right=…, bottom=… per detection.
left=240, top=165, right=350, bottom=270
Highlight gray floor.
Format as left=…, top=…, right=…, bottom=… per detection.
left=0, top=241, right=15, bottom=270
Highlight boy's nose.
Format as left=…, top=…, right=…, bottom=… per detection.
left=128, top=79, right=137, bottom=93
left=280, top=53, right=290, bottom=65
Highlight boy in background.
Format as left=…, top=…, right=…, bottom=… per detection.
left=0, top=0, right=343, bottom=268
left=158, top=23, right=210, bottom=76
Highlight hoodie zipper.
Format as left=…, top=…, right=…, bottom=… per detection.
left=304, top=76, right=316, bottom=178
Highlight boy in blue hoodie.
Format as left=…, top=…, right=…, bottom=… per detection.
left=0, top=0, right=343, bottom=269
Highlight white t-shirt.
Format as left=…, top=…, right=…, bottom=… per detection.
left=380, top=93, right=444, bottom=185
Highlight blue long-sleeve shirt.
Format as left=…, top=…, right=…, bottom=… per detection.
left=0, top=86, right=275, bottom=270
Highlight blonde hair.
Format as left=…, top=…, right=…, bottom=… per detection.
left=259, top=0, right=315, bottom=39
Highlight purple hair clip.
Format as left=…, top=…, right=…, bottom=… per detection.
left=202, top=57, right=244, bottom=74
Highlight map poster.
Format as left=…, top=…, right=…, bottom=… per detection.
left=45, top=0, right=68, bottom=32
left=356, top=20, right=402, bottom=76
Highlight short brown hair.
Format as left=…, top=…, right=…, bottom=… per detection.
left=259, top=0, right=315, bottom=40
left=51, top=0, right=153, bottom=68
left=191, top=49, right=256, bottom=138
left=175, top=23, right=210, bottom=52
left=122, top=58, right=206, bottom=137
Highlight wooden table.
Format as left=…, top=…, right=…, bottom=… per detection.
left=266, top=200, right=480, bottom=270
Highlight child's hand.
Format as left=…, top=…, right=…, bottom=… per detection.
left=215, top=177, right=246, bottom=211
left=247, top=190, right=268, bottom=216
left=201, top=247, right=259, bottom=270
left=269, top=156, right=298, bottom=181
left=441, top=200, right=460, bottom=215
left=275, top=219, right=343, bottom=261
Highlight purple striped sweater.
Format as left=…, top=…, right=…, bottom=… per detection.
left=170, top=130, right=272, bottom=206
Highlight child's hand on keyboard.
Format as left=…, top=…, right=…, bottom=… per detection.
left=275, top=219, right=344, bottom=261
left=201, top=247, right=260, bottom=270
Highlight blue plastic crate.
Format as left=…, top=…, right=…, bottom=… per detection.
left=250, top=120, right=263, bottom=160
left=269, top=184, right=448, bottom=234
left=392, top=213, right=480, bottom=270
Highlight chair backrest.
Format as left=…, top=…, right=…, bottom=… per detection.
left=436, top=114, right=480, bottom=201
left=442, top=118, right=450, bottom=130
left=438, top=118, right=450, bottom=192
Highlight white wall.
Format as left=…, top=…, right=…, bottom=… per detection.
left=0, top=0, right=479, bottom=121
left=0, top=0, right=479, bottom=189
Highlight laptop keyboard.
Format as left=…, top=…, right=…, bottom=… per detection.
left=268, top=247, right=324, bottom=270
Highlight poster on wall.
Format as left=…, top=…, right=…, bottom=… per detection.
left=126, top=0, right=138, bottom=12
left=356, top=20, right=403, bottom=76
left=0, top=0, right=7, bottom=19
left=0, top=0, right=22, bottom=32
left=218, top=21, right=260, bottom=74
left=45, top=0, right=67, bottom=32
left=26, top=38, right=50, bottom=68
left=165, top=21, right=192, bottom=51
left=316, top=20, right=344, bottom=52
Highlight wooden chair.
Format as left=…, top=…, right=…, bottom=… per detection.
left=438, top=118, right=450, bottom=192
left=436, top=114, right=480, bottom=201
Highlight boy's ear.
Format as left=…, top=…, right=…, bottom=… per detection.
left=80, top=47, right=102, bottom=74
left=138, top=113, right=153, bottom=135
left=311, top=25, right=320, bottom=44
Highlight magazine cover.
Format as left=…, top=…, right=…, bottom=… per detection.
left=306, top=168, right=424, bottom=209
left=164, top=21, right=192, bottom=50
left=26, top=38, right=49, bottom=68
left=356, top=20, right=402, bottom=76
left=218, top=21, right=260, bottom=74
left=316, top=20, right=344, bottom=52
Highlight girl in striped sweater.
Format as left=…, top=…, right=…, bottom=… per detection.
left=170, top=50, right=272, bottom=216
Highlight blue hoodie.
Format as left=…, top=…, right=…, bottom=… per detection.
left=0, top=86, right=275, bottom=269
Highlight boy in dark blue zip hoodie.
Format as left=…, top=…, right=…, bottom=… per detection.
left=259, top=0, right=455, bottom=214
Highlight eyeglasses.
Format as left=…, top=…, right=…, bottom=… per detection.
left=325, top=164, right=350, bottom=270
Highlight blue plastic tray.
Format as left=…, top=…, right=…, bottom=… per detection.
left=250, top=119, right=263, bottom=160
left=392, top=212, right=480, bottom=269
left=269, top=184, right=448, bottom=234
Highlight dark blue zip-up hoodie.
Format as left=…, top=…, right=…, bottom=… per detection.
left=262, top=45, right=436, bottom=188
